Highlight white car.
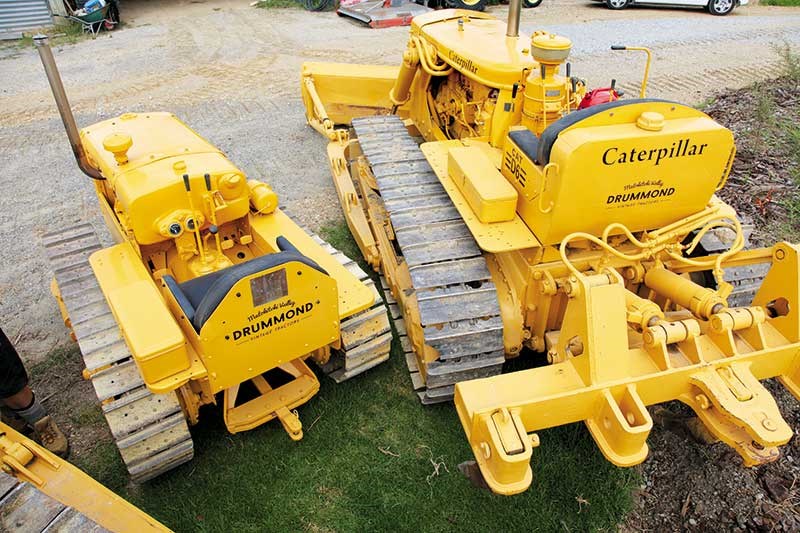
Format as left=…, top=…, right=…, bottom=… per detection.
left=594, top=0, right=747, bottom=16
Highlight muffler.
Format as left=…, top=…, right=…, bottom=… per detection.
left=506, top=0, right=521, bottom=38
left=34, top=35, right=103, bottom=180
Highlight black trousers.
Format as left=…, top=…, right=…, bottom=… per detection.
left=0, top=327, right=29, bottom=399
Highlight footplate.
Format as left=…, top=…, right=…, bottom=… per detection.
left=42, top=223, right=194, bottom=483
left=455, top=243, right=800, bottom=495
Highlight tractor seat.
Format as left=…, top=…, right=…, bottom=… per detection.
left=508, top=98, right=675, bottom=167
left=536, top=98, right=673, bottom=165
left=163, top=236, right=327, bottom=332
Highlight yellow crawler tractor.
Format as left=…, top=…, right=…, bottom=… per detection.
left=34, top=36, right=391, bottom=482
left=301, top=3, right=800, bottom=494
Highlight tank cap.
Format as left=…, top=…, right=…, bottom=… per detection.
left=219, top=173, right=244, bottom=201
left=103, top=133, right=133, bottom=165
left=636, top=111, right=664, bottom=131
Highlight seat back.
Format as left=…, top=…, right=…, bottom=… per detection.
left=163, top=237, right=339, bottom=393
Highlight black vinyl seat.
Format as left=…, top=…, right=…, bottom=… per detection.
left=163, top=236, right=327, bottom=332
left=508, top=128, right=539, bottom=164
left=508, top=98, right=675, bottom=166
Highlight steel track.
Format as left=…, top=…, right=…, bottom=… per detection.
left=697, top=225, right=770, bottom=307
left=0, top=471, right=113, bottom=532
left=284, top=215, right=393, bottom=381
left=352, top=115, right=505, bottom=403
left=43, top=223, right=194, bottom=483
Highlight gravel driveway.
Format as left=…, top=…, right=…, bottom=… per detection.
left=0, top=0, right=799, bottom=359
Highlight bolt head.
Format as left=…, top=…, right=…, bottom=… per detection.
left=695, top=394, right=710, bottom=410
left=479, top=442, right=491, bottom=459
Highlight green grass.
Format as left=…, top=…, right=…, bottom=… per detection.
left=71, top=223, right=637, bottom=532
left=760, top=0, right=800, bottom=6
left=694, top=96, right=715, bottom=111
left=776, top=41, right=800, bottom=81
left=254, top=0, right=300, bottom=8
left=15, top=21, right=88, bottom=49
left=29, top=345, right=77, bottom=375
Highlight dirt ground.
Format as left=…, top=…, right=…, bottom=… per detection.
left=1, top=0, right=799, bottom=530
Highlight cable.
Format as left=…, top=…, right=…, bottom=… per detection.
left=558, top=214, right=745, bottom=292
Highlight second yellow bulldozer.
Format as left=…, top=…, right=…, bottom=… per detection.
left=301, top=3, right=800, bottom=494
left=34, top=36, right=391, bottom=482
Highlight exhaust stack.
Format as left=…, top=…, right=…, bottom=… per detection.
left=506, top=0, right=521, bottom=38
left=34, top=35, right=103, bottom=180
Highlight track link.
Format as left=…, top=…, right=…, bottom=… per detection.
left=0, top=472, right=111, bottom=532
left=42, top=223, right=193, bottom=483
left=282, top=213, right=393, bottom=381
left=351, top=116, right=505, bottom=403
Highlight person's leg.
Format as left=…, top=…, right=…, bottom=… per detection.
left=0, top=327, right=68, bottom=456
left=3, top=384, right=33, bottom=409
left=0, top=366, right=32, bottom=432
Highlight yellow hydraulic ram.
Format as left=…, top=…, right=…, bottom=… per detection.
left=454, top=243, right=800, bottom=495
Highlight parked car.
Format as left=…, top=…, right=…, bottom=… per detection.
left=594, top=0, right=747, bottom=16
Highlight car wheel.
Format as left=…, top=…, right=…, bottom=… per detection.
left=522, top=0, right=543, bottom=7
left=707, top=0, right=733, bottom=14
left=449, top=0, right=487, bottom=11
left=605, top=0, right=628, bottom=9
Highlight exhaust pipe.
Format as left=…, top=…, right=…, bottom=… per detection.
left=34, top=35, right=104, bottom=180
left=506, top=0, right=521, bottom=38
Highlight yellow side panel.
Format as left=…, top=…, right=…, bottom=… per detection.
left=448, top=146, right=518, bottom=223
left=421, top=140, right=540, bottom=253
left=249, top=209, right=374, bottom=320
left=90, top=243, right=194, bottom=388
left=199, top=261, right=338, bottom=393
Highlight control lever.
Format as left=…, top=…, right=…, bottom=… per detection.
left=610, top=79, right=627, bottom=99
left=203, top=173, right=224, bottom=256
left=182, top=174, right=207, bottom=263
